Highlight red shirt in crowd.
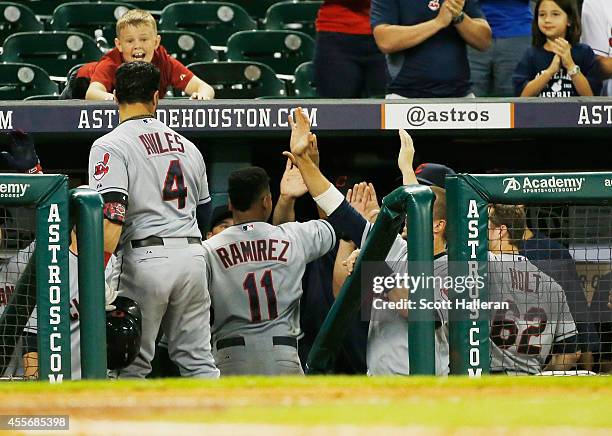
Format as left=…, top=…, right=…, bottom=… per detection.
left=77, top=46, right=194, bottom=96
left=315, top=0, right=372, bottom=35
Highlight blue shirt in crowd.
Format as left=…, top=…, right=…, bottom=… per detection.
left=513, top=44, right=602, bottom=96
left=370, top=0, right=485, bottom=97
left=480, top=0, right=532, bottom=39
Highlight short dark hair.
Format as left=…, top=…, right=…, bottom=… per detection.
left=115, top=61, right=160, bottom=105
left=532, top=0, right=581, bottom=47
left=228, top=167, right=270, bottom=211
left=489, top=204, right=527, bottom=246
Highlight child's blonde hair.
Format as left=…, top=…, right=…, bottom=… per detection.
left=116, top=9, right=157, bottom=36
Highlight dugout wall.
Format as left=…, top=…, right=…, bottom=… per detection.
left=446, top=172, right=612, bottom=376
left=307, top=184, right=437, bottom=375
left=0, top=175, right=106, bottom=382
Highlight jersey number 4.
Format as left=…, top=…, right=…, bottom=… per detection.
left=162, top=160, right=187, bottom=209
left=243, top=270, right=278, bottom=322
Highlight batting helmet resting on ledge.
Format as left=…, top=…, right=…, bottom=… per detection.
left=106, top=296, right=142, bottom=370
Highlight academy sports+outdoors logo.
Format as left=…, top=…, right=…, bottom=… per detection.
left=93, top=153, right=110, bottom=181
left=503, top=176, right=585, bottom=194
left=0, top=183, right=29, bottom=198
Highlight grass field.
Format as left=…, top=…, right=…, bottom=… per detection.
left=0, top=376, right=610, bottom=435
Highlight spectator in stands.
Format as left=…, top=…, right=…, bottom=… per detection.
left=513, top=0, right=602, bottom=97
left=63, top=9, right=214, bottom=100
left=468, top=0, right=533, bottom=96
left=313, top=0, right=387, bottom=98
left=580, top=0, right=612, bottom=95
left=370, top=0, right=492, bottom=98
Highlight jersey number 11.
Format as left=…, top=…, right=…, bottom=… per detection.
left=243, top=270, right=278, bottom=322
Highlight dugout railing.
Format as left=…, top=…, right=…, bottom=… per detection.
left=306, top=184, right=437, bottom=375
left=447, top=172, right=612, bottom=376
left=0, top=175, right=106, bottom=382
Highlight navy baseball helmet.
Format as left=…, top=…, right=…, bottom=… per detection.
left=106, top=296, right=142, bottom=370
left=414, top=163, right=456, bottom=188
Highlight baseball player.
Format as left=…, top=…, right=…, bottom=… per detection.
left=202, top=166, right=336, bottom=375
left=284, top=107, right=451, bottom=375
left=0, top=239, right=117, bottom=380
left=488, top=204, right=579, bottom=374
left=88, top=61, right=218, bottom=379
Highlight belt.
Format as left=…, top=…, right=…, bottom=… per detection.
left=216, top=336, right=297, bottom=350
left=131, top=236, right=201, bottom=249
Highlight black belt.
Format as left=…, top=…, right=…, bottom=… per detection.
left=216, top=336, right=297, bottom=350
left=131, top=236, right=201, bottom=249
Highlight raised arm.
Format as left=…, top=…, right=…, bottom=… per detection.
left=272, top=159, right=308, bottom=225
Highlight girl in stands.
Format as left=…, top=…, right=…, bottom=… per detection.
left=513, top=0, right=601, bottom=97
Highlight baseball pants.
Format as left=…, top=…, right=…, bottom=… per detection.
left=213, top=335, right=304, bottom=376
left=113, top=237, right=219, bottom=379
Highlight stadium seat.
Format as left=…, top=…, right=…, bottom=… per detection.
left=159, top=30, right=217, bottom=64
left=23, top=93, right=60, bottom=100
left=50, top=1, right=135, bottom=42
left=108, top=0, right=170, bottom=11
left=10, top=1, right=71, bottom=16
left=264, top=1, right=322, bottom=39
left=1, top=31, right=103, bottom=78
left=159, top=2, right=256, bottom=48
left=228, top=0, right=283, bottom=22
left=226, top=30, right=315, bottom=76
left=0, top=2, right=43, bottom=46
left=0, top=62, right=58, bottom=99
left=292, top=61, right=316, bottom=97
left=186, top=61, right=285, bottom=99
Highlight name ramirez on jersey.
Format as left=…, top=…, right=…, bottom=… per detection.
left=215, top=238, right=290, bottom=268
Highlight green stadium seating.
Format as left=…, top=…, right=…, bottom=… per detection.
left=159, top=2, right=256, bottom=47
left=228, top=0, right=283, bottom=21
left=0, top=62, right=58, bottom=99
left=108, top=0, right=170, bottom=11
left=186, top=61, right=285, bottom=99
left=50, top=2, right=135, bottom=42
left=292, top=61, right=316, bottom=97
left=226, top=30, right=315, bottom=76
left=264, top=1, right=322, bottom=39
left=0, top=2, right=43, bottom=46
left=10, top=1, right=71, bottom=16
left=1, top=31, right=103, bottom=77
left=23, top=93, right=60, bottom=100
left=159, top=30, right=217, bottom=64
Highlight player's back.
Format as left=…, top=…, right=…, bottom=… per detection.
left=90, top=117, right=209, bottom=245
left=488, top=252, right=577, bottom=374
left=203, top=220, right=335, bottom=342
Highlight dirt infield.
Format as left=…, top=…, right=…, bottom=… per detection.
left=0, top=376, right=609, bottom=435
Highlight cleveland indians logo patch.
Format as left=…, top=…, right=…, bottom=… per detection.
left=93, top=152, right=110, bottom=181
left=428, top=0, right=440, bottom=11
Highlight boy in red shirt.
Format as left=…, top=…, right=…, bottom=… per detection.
left=68, top=9, right=214, bottom=100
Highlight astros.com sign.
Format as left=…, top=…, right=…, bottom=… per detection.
left=503, top=176, right=585, bottom=194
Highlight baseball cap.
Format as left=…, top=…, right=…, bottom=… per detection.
left=414, top=163, right=456, bottom=189
left=210, top=205, right=232, bottom=230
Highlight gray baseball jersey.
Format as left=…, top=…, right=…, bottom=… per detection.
left=88, top=116, right=210, bottom=245
left=89, top=115, right=218, bottom=379
left=203, top=220, right=336, bottom=343
left=367, top=234, right=450, bottom=376
left=488, top=252, right=578, bottom=374
left=0, top=242, right=115, bottom=380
